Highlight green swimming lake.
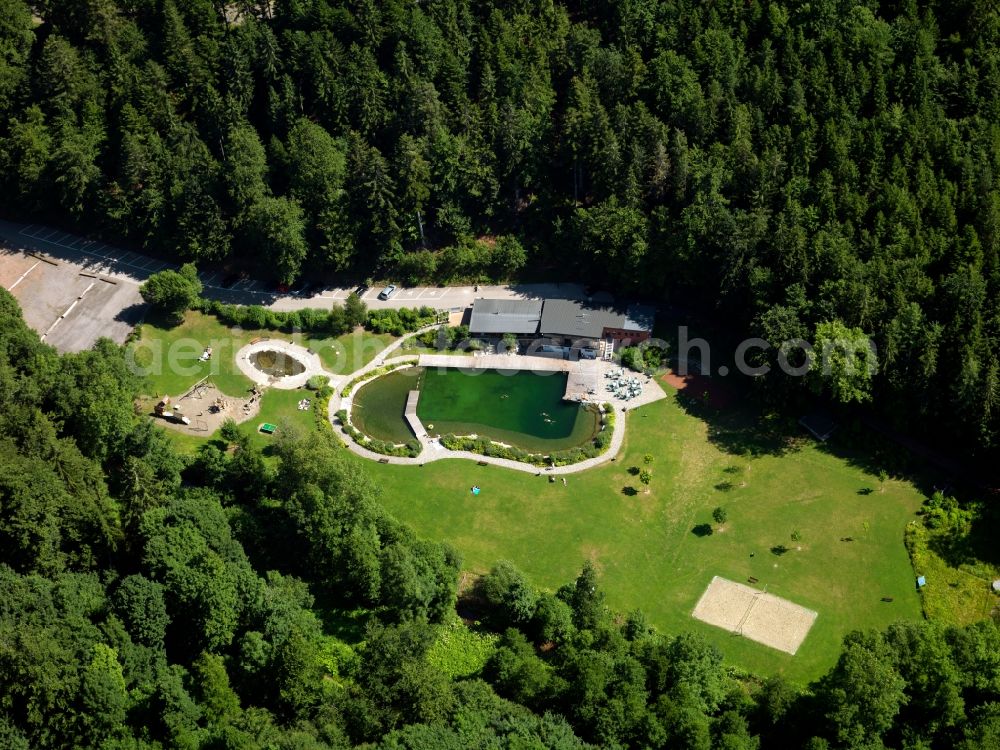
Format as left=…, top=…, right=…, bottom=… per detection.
left=351, top=367, right=599, bottom=451
left=418, top=367, right=598, bottom=451
left=351, top=366, right=423, bottom=444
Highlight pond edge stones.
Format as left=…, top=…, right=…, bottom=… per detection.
left=235, top=338, right=326, bottom=390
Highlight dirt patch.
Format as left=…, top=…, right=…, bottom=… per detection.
left=579, top=544, right=606, bottom=574
left=691, top=576, right=817, bottom=655
left=141, top=382, right=262, bottom=437
left=661, top=369, right=735, bottom=409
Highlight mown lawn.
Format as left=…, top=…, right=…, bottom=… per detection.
left=365, top=388, right=926, bottom=684
left=131, top=310, right=393, bottom=399
left=137, top=310, right=391, bottom=454
left=159, top=387, right=320, bottom=457
left=240, top=387, right=320, bottom=452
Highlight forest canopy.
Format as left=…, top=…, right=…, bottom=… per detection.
left=0, top=281, right=998, bottom=749
left=0, top=1, right=998, bottom=454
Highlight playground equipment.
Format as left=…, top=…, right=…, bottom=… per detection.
left=180, top=376, right=210, bottom=401
left=153, top=396, right=191, bottom=425
left=243, top=385, right=263, bottom=415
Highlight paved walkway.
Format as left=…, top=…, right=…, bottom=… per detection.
left=326, top=341, right=667, bottom=474
left=234, top=338, right=327, bottom=390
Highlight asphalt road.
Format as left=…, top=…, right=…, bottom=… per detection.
left=0, top=219, right=590, bottom=312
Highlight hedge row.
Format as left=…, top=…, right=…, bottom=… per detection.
left=335, top=409, right=421, bottom=458
left=340, top=360, right=417, bottom=397
left=367, top=306, right=442, bottom=336
left=195, top=297, right=356, bottom=335
left=195, top=297, right=441, bottom=339
left=439, top=405, right=614, bottom=467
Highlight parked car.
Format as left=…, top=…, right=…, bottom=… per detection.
left=220, top=272, right=244, bottom=288
left=377, top=284, right=397, bottom=300
left=354, top=283, right=369, bottom=297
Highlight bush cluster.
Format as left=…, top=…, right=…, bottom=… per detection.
left=195, top=296, right=439, bottom=340
left=340, top=361, right=417, bottom=397
left=619, top=344, right=669, bottom=373
left=195, top=297, right=352, bottom=336
left=366, top=306, right=441, bottom=336
left=438, top=405, right=613, bottom=466
left=414, top=325, right=472, bottom=351
left=335, top=409, right=421, bottom=458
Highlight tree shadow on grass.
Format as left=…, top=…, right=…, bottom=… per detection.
left=672, top=392, right=802, bottom=459
left=622, top=486, right=638, bottom=497
left=691, top=523, right=714, bottom=537
left=926, top=505, right=1000, bottom=570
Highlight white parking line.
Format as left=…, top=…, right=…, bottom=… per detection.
left=39, top=229, right=60, bottom=240
left=201, top=272, right=218, bottom=284
left=21, top=224, right=36, bottom=235
left=7, top=260, right=40, bottom=291
left=42, top=281, right=97, bottom=340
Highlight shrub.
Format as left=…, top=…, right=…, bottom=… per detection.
left=306, top=375, right=330, bottom=391
left=241, top=305, right=266, bottom=329
left=140, top=264, right=202, bottom=324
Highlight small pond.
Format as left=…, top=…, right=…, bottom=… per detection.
left=352, top=367, right=423, bottom=444
left=352, top=367, right=600, bottom=451
left=249, top=349, right=306, bottom=377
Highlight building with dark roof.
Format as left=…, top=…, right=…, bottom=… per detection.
left=466, top=297, right=655, bottom=360
left=468, top=298, right=544, bottom=335
left=539, top=299, right=655, bottom=345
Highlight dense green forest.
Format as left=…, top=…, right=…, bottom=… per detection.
left=0, top=282, right=998, bottom=747
left=1, top=0, right=998, bottom=465
left=1, top=285, right=1000, bottom=747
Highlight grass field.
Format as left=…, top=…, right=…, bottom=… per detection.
left=137, top=310, right=389, bottom=454
left=365, top=389, right=926, bottom=683
left=135, top=312, right=930, bottom=682
left=131, top=311, right=392, bottom=398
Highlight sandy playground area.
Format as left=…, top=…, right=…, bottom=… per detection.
left=691, top=576, right=818, bottom=655
left=139, top=381, right=262, bottom=437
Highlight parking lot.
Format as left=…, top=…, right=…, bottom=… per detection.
left=0, top=218, right=596, bottom=352
left=0, top=238, right=145, bottom=353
